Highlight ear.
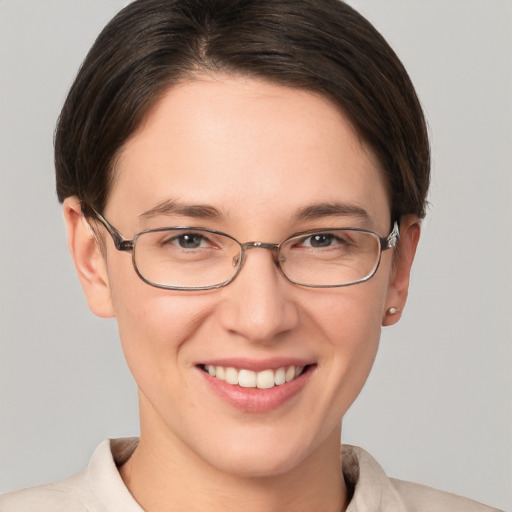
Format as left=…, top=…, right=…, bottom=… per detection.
left=63, top=197, right=115, bottom=318
left=382, top=215, right=421, bottom=326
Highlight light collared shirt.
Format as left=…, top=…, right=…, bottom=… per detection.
left=0, top=438, right=502, bottom=511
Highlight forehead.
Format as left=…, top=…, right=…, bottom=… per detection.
left=109, top=75, right=390, bottom=233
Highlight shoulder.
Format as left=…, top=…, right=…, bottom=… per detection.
left=0, top=470, right=91, bottom=512
left=389, top=478, right=502, bottom=512
left=0, top=438, right=140, bottom=512
left=342, top=445, right=502, bottom=512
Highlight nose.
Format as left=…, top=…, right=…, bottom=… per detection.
left=218, top=247, right=300, bottom=345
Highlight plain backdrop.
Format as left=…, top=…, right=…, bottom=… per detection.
left=0, top=1, right=511, bottom=510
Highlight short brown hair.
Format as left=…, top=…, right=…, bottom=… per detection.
left=55, top=0, right=430, bottom=221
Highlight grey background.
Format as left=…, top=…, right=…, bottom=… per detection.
left=0, top=1, right=511, bottom=509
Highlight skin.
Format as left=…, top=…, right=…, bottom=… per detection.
left=63, top=75, right=420, bottom=512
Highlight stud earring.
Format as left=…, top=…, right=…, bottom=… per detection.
left=387, top=307, right=401, bottom=315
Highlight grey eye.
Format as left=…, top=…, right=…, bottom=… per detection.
left=158, top=233, right=208, bottom=250
left=308, top=234, right=335, bottom=248
left=175, top=234, right=205, bottom=249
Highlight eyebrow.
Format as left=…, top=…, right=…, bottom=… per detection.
left=139, top=199, right=221, bottom=220
left=139, top=199, right=371, bottom=224
left=294, top=202, right=371, bottom=223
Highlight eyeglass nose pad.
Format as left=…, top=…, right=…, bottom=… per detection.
left=233, top=251, right=248, bottom=268
left=267, top=246, right=283, bottom=266
left=232, top=245, right=282, bottom=270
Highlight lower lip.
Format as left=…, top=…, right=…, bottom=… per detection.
left=198, top=366, right=314, bottom=413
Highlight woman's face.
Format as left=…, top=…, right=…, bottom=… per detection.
left=68, top=75, right=417, bottom=477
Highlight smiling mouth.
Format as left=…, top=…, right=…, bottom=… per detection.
left=199, top=364, right=311, bottom=389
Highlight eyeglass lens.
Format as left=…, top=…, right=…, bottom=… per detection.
left=133, top=228, right=382, bottom=289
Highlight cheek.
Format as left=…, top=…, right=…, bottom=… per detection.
left=306, top=276, right=389, bottom=406
left=309, top=274, right=387, bottom=348
left=105, top=259, right=212, bottom=387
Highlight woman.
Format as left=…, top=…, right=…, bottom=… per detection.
left=0, top=1, right=505, bottom=510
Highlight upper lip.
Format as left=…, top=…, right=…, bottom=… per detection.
left=195, top=357, right=315, bottom=372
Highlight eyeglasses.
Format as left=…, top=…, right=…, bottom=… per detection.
left=89, top=209, right=399, bottom=291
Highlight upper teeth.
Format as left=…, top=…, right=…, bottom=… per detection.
left=204, top=365, right=304, bottom=389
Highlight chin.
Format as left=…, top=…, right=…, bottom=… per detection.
left=188, top=420, right=332, bottom=479
left=205, top=445, right=307, bottom=478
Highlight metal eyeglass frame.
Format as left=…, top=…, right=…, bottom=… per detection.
left=87, top=207, right=400, bottom=291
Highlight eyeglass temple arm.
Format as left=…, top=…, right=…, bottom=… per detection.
left=87, top=208, right=134, bottom=252
left=382, top=221, right=400, bottom=250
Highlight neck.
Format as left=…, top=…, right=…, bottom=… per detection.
left=120, top=408, right=348, bottom=512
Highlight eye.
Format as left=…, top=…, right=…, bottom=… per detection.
left=160, top=232, right=212, bottom=250
left=299, top=232, right=350, bottom=249
left=304, top=233, right=335, bottom=248
left=175, top=233, right=207, bottom=249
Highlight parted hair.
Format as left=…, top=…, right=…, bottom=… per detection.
left=55, top=0, right=430, bottom=221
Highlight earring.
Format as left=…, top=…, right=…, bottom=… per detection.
left=386, top=307, right=401, bottom=315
